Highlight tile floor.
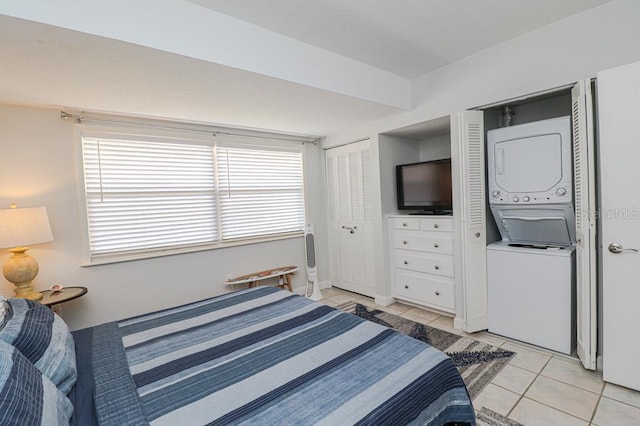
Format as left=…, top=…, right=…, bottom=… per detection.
left=320, top=287, right=640, bottom=426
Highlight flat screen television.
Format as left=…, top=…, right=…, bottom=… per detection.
left=396, top=159, right=453, bottom=214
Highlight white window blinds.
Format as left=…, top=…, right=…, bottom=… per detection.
left=82, top=138, right=218, bottom=258
left=216, top=146, right=304, bottom=239
left=81, top=133, right=305, bottom=262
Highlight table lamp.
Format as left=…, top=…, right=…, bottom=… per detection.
left=0, top=205, right=53, bottom=301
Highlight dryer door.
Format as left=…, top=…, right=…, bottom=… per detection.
left=487, top=116, right=572, bottom=204
left=494, top=134, right=563, bottom=193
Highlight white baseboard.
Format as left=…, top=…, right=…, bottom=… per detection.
left=453, top=316, right=487, bottom=333
left=453, top=317, right=466, bottom=331
left=319, top=281, right=332, bottom=290
left=374, top=294, right=395, bottom=306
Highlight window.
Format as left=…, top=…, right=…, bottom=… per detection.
left=80, top=130, right=305, bottom=264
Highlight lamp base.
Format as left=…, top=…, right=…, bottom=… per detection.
left=13, top=281, right=43, bottom=301
left=3, top=247, right=43, bottom=301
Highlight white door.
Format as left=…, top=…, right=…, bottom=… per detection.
left=325, top=140, right=375, bottom=297
left=598, top=61, right=640, bottom=391
left=572, top=79, right=597, bottom=370
left=451, top=110, right=488, bottom=333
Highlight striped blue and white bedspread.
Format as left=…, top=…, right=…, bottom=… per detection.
left=87, top=287, right=475, bottom=425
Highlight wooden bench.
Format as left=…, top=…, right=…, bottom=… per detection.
left=225, top=266, right=298, bottom=292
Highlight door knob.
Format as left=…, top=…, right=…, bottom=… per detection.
left=608, top=242, right=639, bottom=254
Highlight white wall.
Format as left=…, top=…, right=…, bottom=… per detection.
left=324, top=0, right=640, bottom=147
left=322, top=0, right=640, bottom=301
left=0, top=104, right=326, bottom=330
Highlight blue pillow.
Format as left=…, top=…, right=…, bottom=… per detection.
left=0, top=340, right=73, bottom=425
left=0, top=298, right=77, bottom=395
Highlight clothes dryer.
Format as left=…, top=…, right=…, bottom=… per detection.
left=487, top=116, right=572, bottom=205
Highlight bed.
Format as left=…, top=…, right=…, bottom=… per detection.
left=1, top=287, right=476, bottom=425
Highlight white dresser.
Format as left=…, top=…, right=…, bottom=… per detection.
left=388, top=215, right=455, bottom=313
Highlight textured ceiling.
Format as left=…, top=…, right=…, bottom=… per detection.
left=188, top=0, right=610, bottom=78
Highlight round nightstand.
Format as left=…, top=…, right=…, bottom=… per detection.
left=39, top=286, right=88, bottom=307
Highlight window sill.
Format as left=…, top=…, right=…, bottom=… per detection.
left=81, top=232, right=304, bottom=267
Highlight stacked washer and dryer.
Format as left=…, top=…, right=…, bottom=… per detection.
left=486, top=116, right=576, bottom=355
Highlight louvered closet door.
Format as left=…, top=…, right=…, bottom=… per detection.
left=572, top=80, right=597, bottom=370
left=452, top=110, right=487, bottom=332
left=325, top=140, right=375, bottom=297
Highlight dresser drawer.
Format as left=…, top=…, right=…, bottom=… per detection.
left=419, top=217, right=453, bottom=232
left=390, top=217, right=420, bottom=230
left=393, top=250, right=454, bottom=277
left=393, top=231, right=453, bottom=255
left=394, top=270, right=454, bottom=310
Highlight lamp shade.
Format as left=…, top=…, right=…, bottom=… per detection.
left=0, top=206, right=53, bottom=249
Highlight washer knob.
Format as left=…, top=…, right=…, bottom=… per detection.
left=513, top=196, right=519, bottom=202
left=523, top=196, right=530, bottom=202
left=556, top=187, right=567, bottom=196
left=492, top=190, right=500, bottom=198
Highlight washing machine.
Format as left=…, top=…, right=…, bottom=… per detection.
left=486, top=116, right=576, bottom=354
left=487, top=242, right=576, bottom=354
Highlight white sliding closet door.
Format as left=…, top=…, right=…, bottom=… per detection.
left=325, top=140, right=375, bottom=297
left=451, top=110, right=487, bottom=333
left=572, top=79, right=597, bottom=370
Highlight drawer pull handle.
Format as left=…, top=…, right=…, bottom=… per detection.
left=434, top=224, right=439, bottom=229
left=434, top=265, right=440, bottom=270
left=433, top=243, right=439, bottom=248
left=403, top=260, right=408, bottom=265
left=403, top=240, right=407, bottom=245
left=435, top=291, right=440, bottom=296
left=404, top=284, right=409, bottom=289
left=402, top=223, right=407, bottom=227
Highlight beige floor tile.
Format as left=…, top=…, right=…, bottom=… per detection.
left=461, top=331, right=506, bottom=347
left=502, top=341, right=552, bottom=373
left=326, top=294, right=355, bottom=305
left=353, top=294, right=375, bottom=304
left=540, top=357, right=604, bottom=394
left=320, top=288, right=347, bottom=298
left=602, top=383, right=640, bottom=409
left=404, top=306, right=440, bottom=322
left=509, top=398, right=588, bottom=426
left=524, top=375, right=599, bottom=421
left=592, top=396, right=640, bottom=426
left=428, top=316, right=463, bottom=335
left=472, top=383, right=520, bottom=416
left=377, top=302, right=412, bottom=315
left=400, top=312, right=433, bottom=324
left=491, top=364, right=537, bottom=395
left=319, top=299, right=338, bottom=307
